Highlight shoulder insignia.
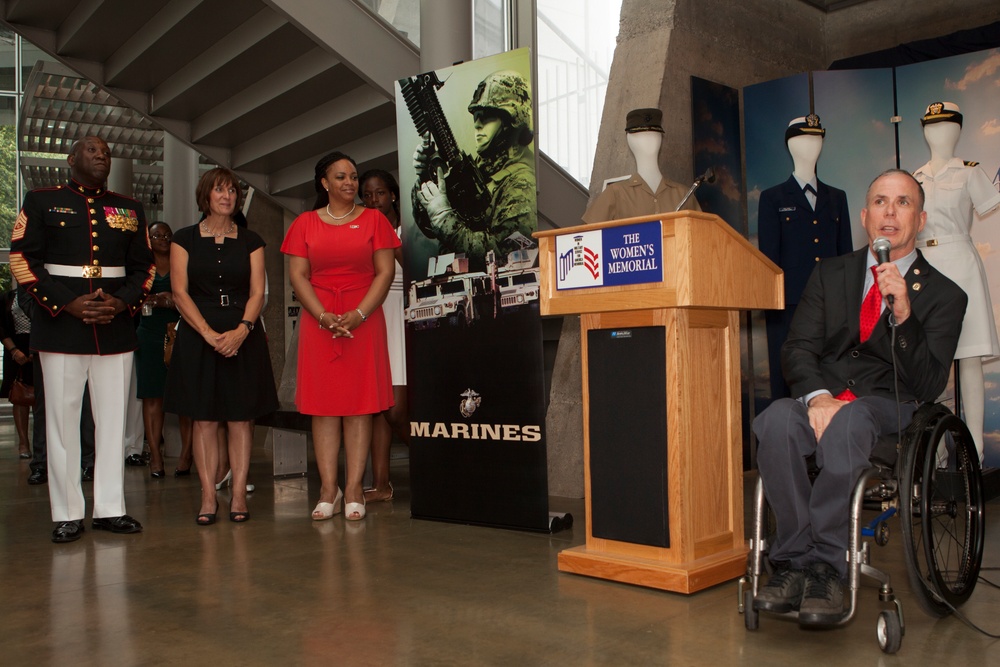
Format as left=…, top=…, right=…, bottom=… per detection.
left=10, top=210, right=27, bottom=242
left=964, top=160, right=979, bottom=167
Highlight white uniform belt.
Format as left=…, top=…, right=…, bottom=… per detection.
left=45, top=263, right=126, bottom=278
left=916, top=234, right=968, bottom=248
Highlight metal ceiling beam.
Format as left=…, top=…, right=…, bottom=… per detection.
left=265, top=0, right=418, bottom=96
left=105, top=0, right=204, bottom=85
left=231, top=86, right=386, bottom=168
left=190, top=46, right=338, bottom=142
left=57, top=0, right=102, bottom=52
left=152, top=8, right=287, bottom=112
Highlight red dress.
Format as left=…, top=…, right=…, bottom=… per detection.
left=281, top=208, right=401, bottom=416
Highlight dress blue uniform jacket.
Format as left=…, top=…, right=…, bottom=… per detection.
left=10, top=180, right=154, bottom=355
left=758, top=175, right=852, bottom=398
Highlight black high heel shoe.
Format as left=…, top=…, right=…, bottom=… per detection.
left=196, top=502, right=219, bottom=526
left=150, top=468, right=165, bottom=479
left=173, top=467, right=192, bottom=477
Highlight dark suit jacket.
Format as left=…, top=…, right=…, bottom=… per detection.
left=758, top=175, right=852, bottom=305
left=782, top=248, right=967, bottom=403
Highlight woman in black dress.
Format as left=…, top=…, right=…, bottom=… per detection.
left=0, top=288, right=33, bottom=458
left=164, top=168, right=278, bottom=525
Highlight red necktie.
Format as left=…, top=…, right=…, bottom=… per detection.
left=860, top=266, right=882, bottom=342
left=836, top=267, right=882, bottom=402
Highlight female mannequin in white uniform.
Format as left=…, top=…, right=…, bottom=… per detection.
left=914, top=103, right=1000, bottom=462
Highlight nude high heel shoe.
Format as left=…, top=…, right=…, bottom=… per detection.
left=345, top=495, right=366, bottom=521
left=311, top=488, right=343, bottom=521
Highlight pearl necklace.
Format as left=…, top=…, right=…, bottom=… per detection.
left=326, top=203, right=356, bottom=220
left=201, top=221, right=234, bottom=237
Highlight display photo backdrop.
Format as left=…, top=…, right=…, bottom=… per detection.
left=394, top=48, right=550, bottom=531
left=743, top=48, right=1000, bottom=467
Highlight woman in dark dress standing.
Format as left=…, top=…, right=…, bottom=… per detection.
left=164, top=168, right=278, bottom=525
left=0, top=287, right=33, bottom=458
left=136, top=222, right=192, bottom=477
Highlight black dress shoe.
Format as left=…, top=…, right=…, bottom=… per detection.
left=798, top=562, right=845, bottom=625
left=92, top=515, right=143, bottom=534
left=754, top=566, right=806, bottom=613
left=81, top=467, right=94, bottom=482
left=124, top=454, right=145, bottom=467
left=28, top=468, right=47, bottom=485
left=174, top=467, right=192, bottom=477
left=150, top=468, right=165, bottom=479
left=52, top=520, right=85, bottom=543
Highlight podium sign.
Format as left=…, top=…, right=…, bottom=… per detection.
left=535, top=212, right=783, bottom=593
left=555, top=220, right=664, bottom=290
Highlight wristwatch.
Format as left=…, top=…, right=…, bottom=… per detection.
left=240, top=319, right=254, bottom=332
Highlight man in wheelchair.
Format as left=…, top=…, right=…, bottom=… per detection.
left=752, top=169, right=968, bottom=625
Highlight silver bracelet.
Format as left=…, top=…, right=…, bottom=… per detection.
left=356, top=308, right=367, bottom=322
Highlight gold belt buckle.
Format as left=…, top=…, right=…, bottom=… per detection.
left=925, top=239, right=939, bottom=247
left=82, top=265, right=102, bottom=278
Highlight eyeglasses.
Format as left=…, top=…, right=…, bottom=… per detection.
left=150, top=234, right=171, bottom=240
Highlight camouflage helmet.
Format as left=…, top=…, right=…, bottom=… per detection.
left=468, top=70, right=533, bottom=144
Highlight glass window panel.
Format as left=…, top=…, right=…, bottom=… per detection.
left=356, top=0, right=420, bottom=46
left=474, top=0, right=507, bottom=59
left=537, top=0, right=622, bottom=188
left=0, top=28, right=15, bottom=92
left=21, top=39, right=58, bottom=87
left=0, top=96, right=17, bottom=260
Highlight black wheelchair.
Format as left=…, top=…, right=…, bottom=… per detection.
left=737, top=403, right=985, bottom=653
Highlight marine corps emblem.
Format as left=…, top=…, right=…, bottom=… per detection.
left=928, top=102, right=944, bottom=116
left=459, top=388, right=482, bottom=418
left=806, top=113, right=820, bottom=127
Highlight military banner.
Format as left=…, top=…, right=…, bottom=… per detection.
left=396, top=48, right=550, bottom=531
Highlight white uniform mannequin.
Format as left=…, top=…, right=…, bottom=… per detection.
left=626, top=131, right=664, bottom=193
left=916, top=112, right=1000, bottom=463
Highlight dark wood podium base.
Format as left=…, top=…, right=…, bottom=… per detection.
left=557, top=544, right=748, bottom=594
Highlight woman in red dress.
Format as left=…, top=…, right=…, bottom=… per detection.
left=281, top=152, right=399, bottom=521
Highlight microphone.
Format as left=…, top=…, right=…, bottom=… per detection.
left=674, top=167, right=716, bottom=212
left=872, top=236, right=893, bottom=306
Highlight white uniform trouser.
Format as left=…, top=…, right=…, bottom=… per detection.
left=123, top=358, right=144, bottom=457
left=40, top=351, right=132, bottom=522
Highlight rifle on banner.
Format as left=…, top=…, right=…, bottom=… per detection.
left=400, top=71, right=492, bottom=231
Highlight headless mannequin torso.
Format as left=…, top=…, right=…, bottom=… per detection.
left=627, top=131, right=664, bottom=193
left=788, top=135, right=823, bottom=184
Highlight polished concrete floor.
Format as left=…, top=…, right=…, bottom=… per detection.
left=0, top=417, right=998, bottom=666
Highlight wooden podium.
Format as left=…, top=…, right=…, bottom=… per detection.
left=534, top=212, right=782, bottom=594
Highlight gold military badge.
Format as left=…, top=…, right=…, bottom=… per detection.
left=104, top=207, right=139, bottom=232
left=928, top=102, right=944, bottom=116
left=806, top=113, right=820, bottom=127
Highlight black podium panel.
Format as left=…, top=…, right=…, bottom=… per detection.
left=587, top=326, right=669, bottom=547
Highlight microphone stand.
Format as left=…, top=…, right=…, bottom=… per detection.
left=674, top=169, right=714, bottom=212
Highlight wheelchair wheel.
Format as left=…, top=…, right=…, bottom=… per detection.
left=877, top=609, right=902, bottom=654
left=900, top=409, right=985, bottom=617
left=743, top=590, right=759, bottom=630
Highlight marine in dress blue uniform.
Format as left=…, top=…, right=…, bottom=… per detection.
left=758, top=115, right=853, bottom=398
left=10, top=136, right=154, bottom=542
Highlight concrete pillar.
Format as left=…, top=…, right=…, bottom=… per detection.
left=163, top=134, right=199, bottom=228
left=108, top=157, right=133, bottom=197
left=419, top=0, right=473, bottom=71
